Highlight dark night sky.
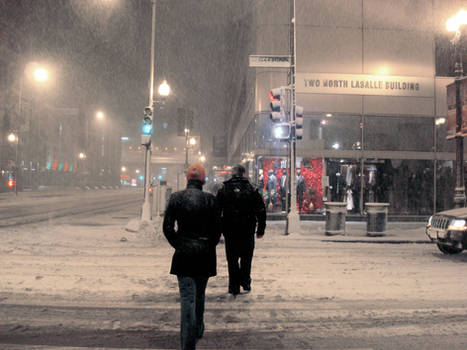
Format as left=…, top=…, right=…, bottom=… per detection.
left=1, top=0, right=252, bottom=151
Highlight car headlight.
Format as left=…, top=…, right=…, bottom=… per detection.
left=448, top=219, right=467, bottom=230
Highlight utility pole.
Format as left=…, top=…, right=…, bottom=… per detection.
left=286, top=0, right=301, bottom=233
left=141, top=0, right=157, bottom=221
left=454, top=41, right=466, bottom=208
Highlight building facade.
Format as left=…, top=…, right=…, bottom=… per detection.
left=229, top=0, right=464, bottom=216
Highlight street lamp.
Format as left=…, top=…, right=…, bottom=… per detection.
left=158, top=79, right=170, bottom=97
left=446, top=9, right=467, bottom=208
left=184, top=133, right=196, bottom=169
left=140, top=0, right=172, bottom=222
left=7, top=133, right=19, bottom=196
left=15, top=64, right=50, bottom=191
left=7, top=133, right=17, bottom=143
left=33, top=68, right=49, bottom=83
left=19, top=64, right=50, bottom=111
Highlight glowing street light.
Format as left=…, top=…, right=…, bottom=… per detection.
left=96, top=111, right=104, bottom=120
left=446, top=9, right=467, bottom=32
left=121, top=166, right=127, bottom=172
left=7, top=133, right=17, bottom=143
left=435, top=117, right=446, bottom=126
left=184, top=136, right=197, bottom=169
left=7, top=133, right=19, bottom=196
left=200, top=155, right=206, bottom=163
left=33, top=67, right=49, bottom=82
left=78, top=152, right=86, bottom=160
left=18, top=63, right=51, bottom=117
left=158, top=79, right=170, bottom=97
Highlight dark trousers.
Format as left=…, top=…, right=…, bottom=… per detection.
left=224, top=234, right=255, bottom=293
left=177, top=276, right=209, bottom=350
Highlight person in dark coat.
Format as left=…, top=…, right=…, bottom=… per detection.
left=163, top=163, right=221, bottom=350
left=216, top=164, right=266, bottom=296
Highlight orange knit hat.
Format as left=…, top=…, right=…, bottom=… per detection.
left=186, top=163, right=206, bottom=184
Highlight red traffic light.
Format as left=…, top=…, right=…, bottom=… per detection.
left=148, top=187, right=153, bottom=194
left=269, top=87, right=282, bottom=101
left=7, top=180, right=15, bottom=189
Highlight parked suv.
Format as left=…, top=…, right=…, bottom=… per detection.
left=426, top=208, right=467, bottom=254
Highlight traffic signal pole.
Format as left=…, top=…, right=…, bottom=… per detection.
left=141, top=0, right=157, bottom=222
left=286, top=0, right=301, bottom=234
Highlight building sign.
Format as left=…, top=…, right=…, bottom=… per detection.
left=249, top=55, right=291, bottom=68
left=446, top=77, right=467, bottom=139
left=296, top=73, right=434, bottom=97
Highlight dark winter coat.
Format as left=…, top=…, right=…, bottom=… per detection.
left=216, top=176, right=266, bottom=237
left=163, top=179, right=221, bottom=277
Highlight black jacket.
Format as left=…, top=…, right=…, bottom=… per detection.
left=216, top=176, right=266, bottom=237
left=163, top=179, right=221, bottom=277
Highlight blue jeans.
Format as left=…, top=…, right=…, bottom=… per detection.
left=177, top=276, right=209, bottom=350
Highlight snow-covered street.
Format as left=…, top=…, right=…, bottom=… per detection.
left=1, top=205, right=467, bottom=349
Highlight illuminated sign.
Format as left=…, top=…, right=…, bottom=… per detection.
left=296, top=73, right=434, bottom=97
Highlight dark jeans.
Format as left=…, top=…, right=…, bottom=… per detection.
left=224, top=234, right=255, bottom=294
left=177, top=276, right=209, bottom=350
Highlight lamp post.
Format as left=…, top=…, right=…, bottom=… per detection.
left=185, top=132, right=196, bottom=169
left=447, top=10, right=467, bottom=208
left=15, top=64, right=50, bottom=191
left=141, top=0, right=171, bottom=221
left=286, top=0, right=300, bottom=234
left=7, top=133, right=19, bottom=196
left=78, top=152, right=87, bottom=187
left=18, top=64, right=50, bottom=115
left=96, top=110, right=105, bottom=184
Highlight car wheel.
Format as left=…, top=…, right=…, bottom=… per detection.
left=436, top=243, right=463, bottom=255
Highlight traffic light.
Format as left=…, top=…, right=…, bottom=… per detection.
left=141, top=106, right=153, bottom=145
left=272, top=123, right=291, bottom=140
left=7, top=179, right=15, bottom=189
left=269, top=87, right=286, bottom=122
left=295, top=105, right=303, bottom=140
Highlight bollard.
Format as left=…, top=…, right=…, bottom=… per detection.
left=324, top=202, right=347, bottom=236
left=365, top=203, right=389, bottom=236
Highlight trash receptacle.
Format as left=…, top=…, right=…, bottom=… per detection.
left=324, top=202, right=347, bottom=236
left=365, top=202, right=389, bottom=236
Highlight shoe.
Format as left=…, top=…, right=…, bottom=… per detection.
left=241, top=283, right=251, bottom=293
left=228, top=286, right=240, bottom=296
left=196, top=323, right=204, bottom=340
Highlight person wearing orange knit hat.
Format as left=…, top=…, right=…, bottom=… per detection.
left=163, top=163, right=220, bottom=349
